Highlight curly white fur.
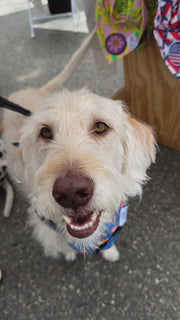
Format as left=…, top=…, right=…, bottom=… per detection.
left=3, top=88, right=156, bottom=261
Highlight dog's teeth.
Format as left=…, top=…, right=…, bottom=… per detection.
left=66, top=212, right=100, bottom=233
left=91, top=213, right=97, bottom=221
left=70, top=224, right=80, bottom=231
left=82, top=223, right=89, bottom=230
left=69, top=220, right=94, bottom=232
left=89, top=221, right=93, bottom=227
left=63, top=215, right=72, bottom=225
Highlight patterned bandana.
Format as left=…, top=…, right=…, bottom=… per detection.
left=95, top=0, right=148, bottom=63
left=153, top=0, right=180, bottom=78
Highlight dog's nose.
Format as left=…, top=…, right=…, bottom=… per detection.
left=52, top=174, right=94, bottom=209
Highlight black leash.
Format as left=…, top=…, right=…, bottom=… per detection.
left=0, top=96, right=32, bottom=117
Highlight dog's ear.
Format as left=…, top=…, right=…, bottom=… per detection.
left=123, top=116, right=156, bottom=197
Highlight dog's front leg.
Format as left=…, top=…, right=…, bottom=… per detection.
left=3, top=180, right=14, bottom=218
left=60, top=241, right=77, bottom=262
left=100, top=244, right=120, bottom=262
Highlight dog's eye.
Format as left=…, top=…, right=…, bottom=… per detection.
left=40, top=126, right=53, bottom=140
left=0, top=152, right=3, bottom=158
left=94, top=122, right=109, bottom=135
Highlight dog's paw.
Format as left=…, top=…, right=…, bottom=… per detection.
left=65, top=251, right=77, bottom=262
left=101, top=244, right=120, bottom=262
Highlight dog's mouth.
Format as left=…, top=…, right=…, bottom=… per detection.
left=63, top=211, right=102, bottom=239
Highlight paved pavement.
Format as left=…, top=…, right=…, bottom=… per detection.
left=0, top=4, right=180, bottom=320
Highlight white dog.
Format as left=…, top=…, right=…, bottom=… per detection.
left=0, top=139, right=14, bottom=218
left=2, top=29, right=156, bottom=262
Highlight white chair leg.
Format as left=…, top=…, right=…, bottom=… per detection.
left=27, top=0, right=35, bottom=38
left=70, top=0, right=76, bottom=33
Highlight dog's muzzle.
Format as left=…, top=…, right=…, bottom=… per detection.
left=52, top=173, right=96, bottom=238
left=37, top=173, right=128, bottom=254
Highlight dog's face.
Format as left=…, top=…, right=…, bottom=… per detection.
left=14, top=89, right=156, bottom=251
left=0, top=140, right=8, bottom=183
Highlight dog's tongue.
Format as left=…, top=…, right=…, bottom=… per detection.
left=66, top=213, right=101, bottom=239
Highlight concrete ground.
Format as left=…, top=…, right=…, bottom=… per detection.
left=0, top=4, right=180, bottom=320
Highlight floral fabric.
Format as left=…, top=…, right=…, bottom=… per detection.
left=95, top=0, right=148, bottom=63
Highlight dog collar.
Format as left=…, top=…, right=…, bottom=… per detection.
left=37, top=202, right=128, bottom=254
